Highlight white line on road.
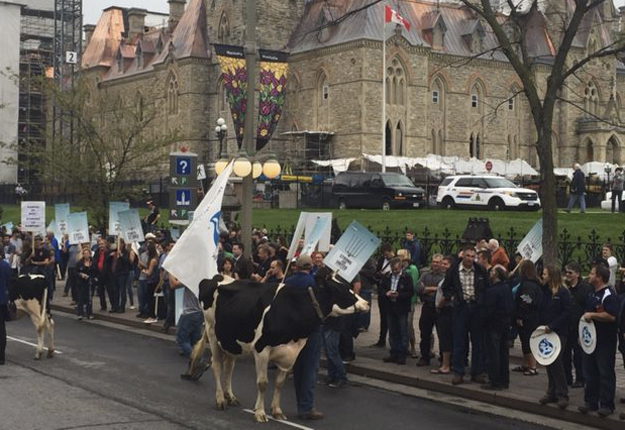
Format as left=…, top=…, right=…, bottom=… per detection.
left=7, top=336, right=63, bottom=354
left=243, top=409, right=314, bottom=430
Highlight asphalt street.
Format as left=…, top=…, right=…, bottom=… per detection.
left=1, top=313, right=554, bottom=430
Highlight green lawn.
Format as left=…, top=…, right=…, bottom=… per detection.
left=2, top=203, right=623, bottom=243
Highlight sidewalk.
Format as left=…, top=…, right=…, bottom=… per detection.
left=49, top=287, right=624, bottom=430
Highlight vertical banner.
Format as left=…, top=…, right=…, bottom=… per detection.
left=67, top=212, right=89, bottom=245
left=21, top=201, right=46, bottom=234
left=301, top=215, right=330, bottom=256
left=118, top=209, right=145, bottom=244
left=324, top=221, right=381, bottom=283
left=109, top=202, right=130, bottom=236
left=54, top=203, right=70, bottom=237
left=304, top=212, right=332, bottom=253
left=287, top=212, right=309, bottom=261
left=256, top=49, right=288, bottom=151
left=214, top=44, right=247, bottom=149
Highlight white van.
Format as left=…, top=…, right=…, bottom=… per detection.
left=436, top=175, right=540, bottom=211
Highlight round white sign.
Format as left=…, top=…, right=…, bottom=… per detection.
left=578, top=318, right=597, bottom=355
left=529, top=326, right=562, bottom=366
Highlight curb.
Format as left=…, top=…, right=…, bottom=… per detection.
left=51, top=303, right=623, bottom=430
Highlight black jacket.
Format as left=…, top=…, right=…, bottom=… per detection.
left=234, top=255, right=254, bottom=280
left=441, top=262, right=489, bottom=306
left=483, top=280, right=514, bottom=328
left=379, top=271, right=413, bottom=314
left=570, top=170, right=586, bottom=195
left=514, top=278, right=543, bottom=328
left=540, top=286, right=571, bottom=337
left=567, top=280, right=593, bottom=332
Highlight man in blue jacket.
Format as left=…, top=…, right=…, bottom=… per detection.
left=566, top=163, right=586, bottom=213
left=0, top=247, right=12, bottom=365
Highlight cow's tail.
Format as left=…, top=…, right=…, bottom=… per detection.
left=40, top=288, right=48, bottom=323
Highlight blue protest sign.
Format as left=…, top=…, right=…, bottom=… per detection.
left=109, top=202, right=130, bottom=236
left=55, top=203, right=70, bottom=236
left=67, top=212, right=89, bottom=245
left=324, top=221, right=380, bottom=283
left=118, top=209, right=145, bottom=244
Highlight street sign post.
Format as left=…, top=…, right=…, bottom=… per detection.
left=169, top=151, right=199, bottom=224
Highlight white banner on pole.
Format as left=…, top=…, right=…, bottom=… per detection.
left=118, top=209, right=145, bottom=244
left=109, top=202, right=130, bottom=236
left=21, top=201, right=46, bottom=233
left=301, top=215, right=330, bottom=256
left=55, top=203, right=70, bottom=236
left=287, top=212, right=308, bottom=261
left=304, top=212, right=332, bottom=252
left=324, top=221, right=380, bottom=283
left=67, top=212, right=89, bottom=245
left=516, top=219, right=543, bottom=263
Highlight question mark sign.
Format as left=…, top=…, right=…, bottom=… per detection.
left=180, top=160, right=188, bottom=173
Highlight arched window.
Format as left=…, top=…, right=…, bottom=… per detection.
left=289, top=75, right=301, bottom=110
left=385, top=121, right=393, bottom=156
left=470, top=81, right=484, bottom=113
left=218, top=12, right=230, bottom=43
left=386, top=58, right=406, bottom=105
left=167, top=73, right=179, bottom=115
left=396, top=121, right=403, bottom=155
left=585, top=81, right=599, bottom=117
left=584, top=139, right=594, bottom=162
left=430, top=76, right=445, bottom=109
left=316, top=71, right=329, bottom=127
left=469, top=133, right=481, bottom=158
left=606, top=136, right=621, bottom=164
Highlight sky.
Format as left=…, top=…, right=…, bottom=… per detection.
left=83, top=0, right=169, bottom=26
left=83, top=0, right=625, bottom=26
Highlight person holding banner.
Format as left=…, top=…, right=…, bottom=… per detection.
left=538, top=266, right=571, bottom=409
left=579, top=264, right=619, bottom=417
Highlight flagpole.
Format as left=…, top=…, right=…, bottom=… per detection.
left=381, top=8, right=387, bottom=173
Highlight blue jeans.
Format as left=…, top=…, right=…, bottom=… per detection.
left=357, top=288, right=372, bottom=330
left=387, top=310, right=409, bottom=358
left=176, top=311, right=204, bottom=357
left=452, top=303, right=485, bottom=377
left=566, top=194, right=586, bottom=212
left=137, top=280, right=148, bottom=316
left=322, top=326, right=347, bottom=383
left=293, top=326, right=321, bottom=415
left=583, top=335, right=617, bottom=411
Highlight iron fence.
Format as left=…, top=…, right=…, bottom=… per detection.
left=261, top=224, right=625, bottom=273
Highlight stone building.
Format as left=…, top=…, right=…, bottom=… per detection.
left=80, top=0, right=625, bottom=173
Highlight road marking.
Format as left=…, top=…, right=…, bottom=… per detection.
left=7, top=336, right=63, bottom=354
left=242, top=409, right=314, bottom=430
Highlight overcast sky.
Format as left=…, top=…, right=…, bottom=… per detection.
left=83, top=0, right=625, bottom=26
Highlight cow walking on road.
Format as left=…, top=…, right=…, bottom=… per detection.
left=191, top=262, right=369, bottom=423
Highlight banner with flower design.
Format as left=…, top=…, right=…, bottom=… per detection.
left=214, top=44, right=247, bottom=149
left=256, top=49, right=288, bottom=151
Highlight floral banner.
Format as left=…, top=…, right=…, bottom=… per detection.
left=214, top=44, right=247, bottom=149
left=256, top=49, right=288, bottom=151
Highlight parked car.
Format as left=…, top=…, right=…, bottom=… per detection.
left=332, top=172, right=425, bottom=210
left=436, top=175, right=541, bottom=211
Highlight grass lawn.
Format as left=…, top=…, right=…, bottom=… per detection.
left=2, top=203, right=623, bottom=243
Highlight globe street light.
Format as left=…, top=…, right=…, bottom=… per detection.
left=214, top=118, right=229, bottom=175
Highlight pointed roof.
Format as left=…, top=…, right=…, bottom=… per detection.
left=155, top=0, right=210, bottom=63
left=82, top=7, right=125, bottom=69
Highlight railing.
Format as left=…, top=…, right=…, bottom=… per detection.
left=261, top=224, right=625, bottom=273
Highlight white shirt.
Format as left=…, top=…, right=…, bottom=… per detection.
left=607, top=256, right=618, bottom=288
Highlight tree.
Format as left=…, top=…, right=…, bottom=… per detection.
left=2, top=75, right=180, bottom=231
left=455, top=0, right=625, bottom=265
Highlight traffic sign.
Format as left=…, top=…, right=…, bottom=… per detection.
left=169, top=151, right=199, bottom=223
left=485, top=160, right=493, bottom=172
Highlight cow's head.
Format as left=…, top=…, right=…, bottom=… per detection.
left=314, top=266, right=370, bottom=317
left=199, top=275, right=224, bottom=310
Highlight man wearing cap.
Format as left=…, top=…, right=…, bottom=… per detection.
left=287, top=254, right=324, bottom=420
left=143, top=200, right=160, bottom=233
left=579, top=264, right=619, bottom=417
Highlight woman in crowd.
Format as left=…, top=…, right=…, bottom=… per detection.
left=141, top=242, right=160, bottom=324
left=513, top=260, right=543, bottom=376
left=397, top=249, right=419, bottom=358
left=113, top=238, right=131, bottom=313
left=75, top=247, right=94, bottom=320
left=538, top=265, right=571, bottom=409
left=221, top=256, right=235, bottom=278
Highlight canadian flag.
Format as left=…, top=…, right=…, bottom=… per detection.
left=385, top=5, right=411, bottom=31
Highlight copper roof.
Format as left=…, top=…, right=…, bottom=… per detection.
left=81, top=7, right=125, bottom=68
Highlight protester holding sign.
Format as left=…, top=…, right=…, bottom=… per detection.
left=579, top=264, right=619, bottom=417
left=538, top=266, right=571, bottom=409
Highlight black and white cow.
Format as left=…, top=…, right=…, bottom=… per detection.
left=189, top=266, right=369, bottom=423
left=8, top=274, right=55, bottom=360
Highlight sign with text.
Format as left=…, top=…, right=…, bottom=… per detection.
left=67, top=212, right=89, bottom=245
left=516, top=219, right=543, bottom=263
left=304, top=212, right=332, bottom=252
left=324, top=221, right=380, bottom=283
left=21, top=201, right=46, bottom=233
left=108, top=202, right=130, bottom=236
left=54, top=203, right=70, bottom=236
left=118, top=209, right=145, bottom=244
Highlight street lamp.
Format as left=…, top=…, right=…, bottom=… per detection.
left=214, top=118, right=229, bottom=175
left=605, top=165, right=612, bottom=196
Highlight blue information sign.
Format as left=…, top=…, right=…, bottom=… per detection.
left=176, top=157, right=192, bottom=175
left=175, top=190, right=191, bottom=206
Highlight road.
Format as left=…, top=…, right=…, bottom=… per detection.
left=1, top=312, right=553, bottom=430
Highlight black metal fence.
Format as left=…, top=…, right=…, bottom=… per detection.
left=261, top=224, right=625, bottom=273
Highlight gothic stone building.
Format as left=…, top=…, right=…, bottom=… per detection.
left=81, top=0, right=625, bottom=171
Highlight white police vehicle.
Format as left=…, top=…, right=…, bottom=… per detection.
left=436, top=175, right=540, bottom=211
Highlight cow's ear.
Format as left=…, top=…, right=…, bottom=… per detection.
left=212, top=274, right=224, bottom=283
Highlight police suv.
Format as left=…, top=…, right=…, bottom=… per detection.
left=436, top=175, right=540, bottom=211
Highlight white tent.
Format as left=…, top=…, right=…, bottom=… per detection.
left=311, top=158, right=356, bottom=174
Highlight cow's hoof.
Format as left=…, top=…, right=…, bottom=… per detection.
left=215, top=400, right=227, bottom=411
left=34, top=353, right=42, bottom=360
left=225, top=394, right=239, bottom=407
left=46, top=350, right=54, bottom=358
left=272, top=411, right=287, bottom=421
left=254, top=411, right=269, bottom=423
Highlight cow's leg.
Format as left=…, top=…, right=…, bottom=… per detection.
left=186, top=330, right=207, bottom=379
left=45, top=316, right=55, bottom=358
left=208, top=334, right=227, bottom=410
left=29, top=312, right=44, bottom=360
left=223, top=355, right=240, bottom=406
left=270, top=369, right=289, bottom=420
left=253, top=350, right=271, bottom=423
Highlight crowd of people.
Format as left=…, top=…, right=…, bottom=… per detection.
left=2, top=219, right=625, bottom=420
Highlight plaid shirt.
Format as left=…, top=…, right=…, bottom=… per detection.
left=459, top=264, right=475, bottom=302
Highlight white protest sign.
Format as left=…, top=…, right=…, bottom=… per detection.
left=324, top=221, right=381, bottom=283
left=109, top=202, right=130, bottom=236
left=55, top=203, right=70, bottom=236
left=2, top=222, right=14, bottom=232
left=21, top=201, right=46, bottom=233
left=304, top=212, right=332, bottom=252
left=516, top=219, right=543, bottom=263
left=301, top=215, right=330, bottom=256
left=67, top=212, right=89, bottom=245
left=287, top=212, right=309, bottom=261
left=118, top=209, right=145, bottom=244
